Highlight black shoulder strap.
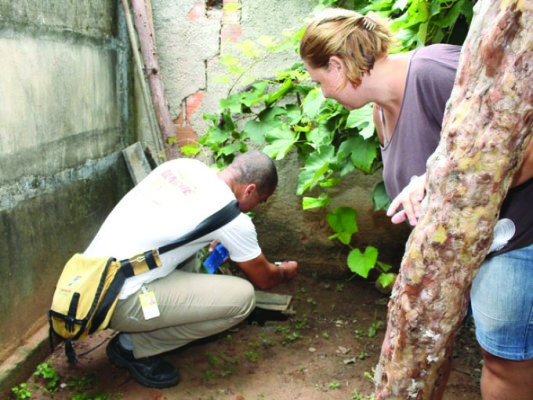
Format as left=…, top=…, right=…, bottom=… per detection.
left=158, top=200, right=241, bottom=255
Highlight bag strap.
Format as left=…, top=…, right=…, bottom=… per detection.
left=92, top=201, right=239, bottom=336
left=157, top=199, right=241, bottom=255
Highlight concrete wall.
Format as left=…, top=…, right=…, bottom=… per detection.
left=0, top=0, right=134, bottom=391
left=143, top=0, right=411, bottom=276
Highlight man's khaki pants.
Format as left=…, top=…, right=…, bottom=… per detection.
left=109, top=270, right=256, bottom=358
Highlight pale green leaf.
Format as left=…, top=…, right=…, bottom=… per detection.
left=377, top=272, right=397, bottom=288
left=326, top=206, right=358, bottom=244
left=302, top=193, right=330, bottom=210
left=347, top=247, right=378, bottom=278
left=223, top=2, right=240, bottom=14
left=180, top=144, right=201, bottom=157
left=220, top=54, right=239, bottom=66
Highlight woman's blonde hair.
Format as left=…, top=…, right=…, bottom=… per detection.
left=300, top=8, right=394, bottom=88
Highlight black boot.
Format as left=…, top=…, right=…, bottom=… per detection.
left=106, top=335, right=179, bottom=388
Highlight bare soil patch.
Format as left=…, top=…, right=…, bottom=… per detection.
left=25, top=274, right=481, bottom=400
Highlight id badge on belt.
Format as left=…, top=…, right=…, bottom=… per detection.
left=139, top=287, right=160, bottom=320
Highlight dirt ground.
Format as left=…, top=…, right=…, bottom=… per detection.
left=23, top=274, right=482, bottom=400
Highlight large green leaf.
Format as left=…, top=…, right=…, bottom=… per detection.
left=302, top=193, right=330, bottom=210
left=296, top=146, right=335, bottom=195
left=347, top=246, right=378, bottom=278
left=243, top=118, right=282, bottom=145
left=306, top=123, right=333, bottom=148
left=338, top=135, right=378, bottom=174
left=220, top=94, right=242, bottom=114
left=259, top=106, right=287, bottom=123
left=200, top=126, right=228, bottom=146
left=345, top=104, right=375, bottom=139
left=432, top=0, right=465, bottom=28
left=326, top=206, right=358, bottom=245
left=240, top=81, right=268, bottom=107
left=372, top=181, right=391, bottom=211
left=285, top=104, right=302, bottom=125
left=263, top=127, right=297, bottom=160
left=302, top=89, right=326, bottom=120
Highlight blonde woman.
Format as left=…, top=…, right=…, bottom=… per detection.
left=299, top=8, right=533, bottom=400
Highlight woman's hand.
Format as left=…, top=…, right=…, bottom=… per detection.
left=386, top=174, right=426, bottom=226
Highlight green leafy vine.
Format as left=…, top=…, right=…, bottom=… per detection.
left=195, top=0, right=473, bottom=284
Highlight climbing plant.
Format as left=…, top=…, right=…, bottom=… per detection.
left=193, top=0, right=474, bottom=285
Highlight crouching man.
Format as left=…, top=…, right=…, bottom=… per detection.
left=84, top=151, right=298, bottom=388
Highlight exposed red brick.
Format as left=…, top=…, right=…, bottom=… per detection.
left=185, top=91, right=205, bottom=124
left=175, top=125, right=199, bottom=146
left=221, top=23, right=242, bottom=43
left=188, top=2, right=205, bottom=21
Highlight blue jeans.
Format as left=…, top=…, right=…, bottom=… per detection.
left=471, top=243, right=533, bottom=360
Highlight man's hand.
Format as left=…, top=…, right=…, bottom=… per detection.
left=237, top=255, right=298, bottom=290
left=277, top=261, right=298, bottom=283
left=386, top=174, right=426, bottom=226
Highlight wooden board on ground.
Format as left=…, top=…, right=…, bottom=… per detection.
left=255, top=290, right=293, bottom=312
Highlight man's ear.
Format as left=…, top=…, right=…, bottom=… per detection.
left=244, top=183, right=257, bottom=196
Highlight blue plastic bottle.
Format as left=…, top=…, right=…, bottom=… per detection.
left=203, top=244, right=229, bottom=274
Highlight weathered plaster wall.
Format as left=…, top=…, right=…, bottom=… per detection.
left=143, top=0, right=410, bottom=276
left=0, top=0, right=134, bottom=392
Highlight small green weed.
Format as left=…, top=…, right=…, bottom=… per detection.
left=220, top=370, right=233, bottom=378
left=368, top=321, right=383, bottom=338
left=203, top=370, right=217, bottom=381
left=11, top=382, right=31, bottom=400
left=68, top=372, right=96, bottom=393
left=282, top=331, right=302, bottom=345
left=206, top=351, right=218, bottom=366
left=350, top=389, right=375, bottom=400
left=244, top=350, right=259, bottom=362
left=34, top=360, right=60, bottom=392
left=364, top=368, right=376, bottom=384
left=355, top=329, right=366, bottom=338
left=336, top=283, right=344, bottom=292
left=321, top=332, right=330, bottom=340
left=274, top=325, right=290, bottom=335
left=294, top=316, right=308, bottom=330
left=328, top=381, right=341, bottom=390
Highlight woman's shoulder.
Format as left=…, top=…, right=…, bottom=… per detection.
left=412, top=44, right=462, bottom=64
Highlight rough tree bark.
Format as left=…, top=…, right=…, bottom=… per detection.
left=130, top=0, right=178, bottom=159
left=374, top=1, right=533, bottom=399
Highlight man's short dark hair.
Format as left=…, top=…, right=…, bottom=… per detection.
left=230, top=151, right=278, bottom=196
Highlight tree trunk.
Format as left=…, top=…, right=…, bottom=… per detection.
left=130, top=0, right=178, bottom=159
left=375, top=1, right=533, bottom=399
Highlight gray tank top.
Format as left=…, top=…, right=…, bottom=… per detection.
left=381, top=44, right=533, bottom=256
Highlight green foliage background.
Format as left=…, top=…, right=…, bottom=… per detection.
left=188, top=0, right=475, bottom=283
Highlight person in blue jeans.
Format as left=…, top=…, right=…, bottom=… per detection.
left=299, top=7, right=533, bottom=400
